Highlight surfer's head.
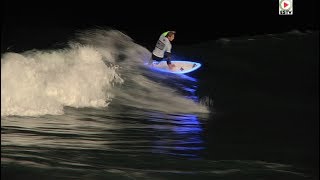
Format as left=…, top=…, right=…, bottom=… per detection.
left=165, top=31, right=176, bottom=41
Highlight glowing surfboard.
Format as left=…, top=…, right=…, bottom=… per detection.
left=150, top=60, right=202, bottom=74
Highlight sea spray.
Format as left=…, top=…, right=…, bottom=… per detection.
left=1, top=45, right=123, bottom=116
left=1, top=28, right=209, bottom=116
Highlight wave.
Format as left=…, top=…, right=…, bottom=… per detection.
left=1, top=28, right=209, bottom=116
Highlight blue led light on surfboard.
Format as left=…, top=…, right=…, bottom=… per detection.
left=149, top=60, right=202, bottom=74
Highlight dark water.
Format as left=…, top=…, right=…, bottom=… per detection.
left=1, top=29, right=319, bottom=179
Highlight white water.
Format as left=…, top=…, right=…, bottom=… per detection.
left=1, top=29, right=209, bottom=116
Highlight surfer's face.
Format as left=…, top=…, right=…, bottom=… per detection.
left=168, top=34, right=175, bottom=41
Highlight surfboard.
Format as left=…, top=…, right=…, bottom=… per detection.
left=149, top=60, right=202, bottom=74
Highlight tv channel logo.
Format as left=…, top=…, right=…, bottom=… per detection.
left=279, top=0, right=293, bottom=15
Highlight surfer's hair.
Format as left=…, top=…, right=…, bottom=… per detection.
left=166, top=31, right=176, bottom=37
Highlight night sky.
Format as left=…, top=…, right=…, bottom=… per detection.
left=2, top=0, right=319, bottom=48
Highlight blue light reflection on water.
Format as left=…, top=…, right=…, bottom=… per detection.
left=149, top=113, right=204, bottom=158
left=148, top=74, right=205, bottom=159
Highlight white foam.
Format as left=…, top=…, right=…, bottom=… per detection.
left=1, top=28, right=209, bottom=116
left=1, top=45, right=123, bottom=116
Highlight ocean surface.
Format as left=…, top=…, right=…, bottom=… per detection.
left=1, top=28, right=319, bottom=179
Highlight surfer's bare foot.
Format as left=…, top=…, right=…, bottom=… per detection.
left=168, top=64, right=175, bottom=70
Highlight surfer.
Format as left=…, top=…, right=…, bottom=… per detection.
left=149, top=31, right=176, bottom=70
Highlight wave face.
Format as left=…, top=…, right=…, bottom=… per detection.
left=1, top=29, right=209, bottom=116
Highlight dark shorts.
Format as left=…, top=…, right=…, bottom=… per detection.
left=152, top=54, right=163, bottom=61
left=152, top=54, right=171, bottom=65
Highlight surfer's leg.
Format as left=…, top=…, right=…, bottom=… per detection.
left=166, top=59, right=175, bottom=70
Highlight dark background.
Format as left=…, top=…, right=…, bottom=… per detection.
left=2, top=0, right=319, bottom=52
